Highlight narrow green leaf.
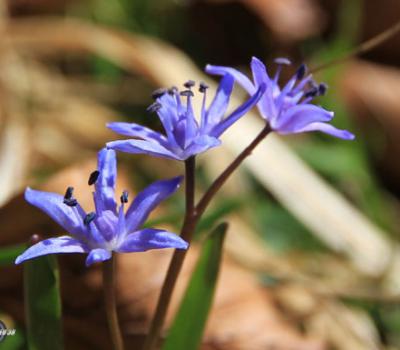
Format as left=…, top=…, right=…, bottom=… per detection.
left=162, top=223, right=227, bottom=350
left=0, top=244, right=25, bottom=266
left=24, top=255, right=63, bottom=350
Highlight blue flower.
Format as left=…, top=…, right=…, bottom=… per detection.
left=106, top=77, right=266, bottom=160
left=206, top=57, right=355, bottom=140
left=16, top=148, right=188, bottom=266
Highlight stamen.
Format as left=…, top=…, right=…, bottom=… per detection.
left=88, top=170, right=100, bottom=186
left=84, top=212, right=96, bottom=225
left=183, top=80, right=195, bottom=89
left=199, top=82, right=209, bottom=93
left=120, top=190, right=129, bottom=204
left=180, top=90, right=194, bottom=97
left=168, top=86, right=178, bottom=95
left=63, top=198, right=78, bottom=207
left=151, top=88, right=167, bottom=100
left=296, top=64, right=307, bottom=80
left=64, top=186, right=74, bottom=200
left=304, top=87, right=319, bottom=98
left=318, top=83, right=328, bottom=96
left=147, top=102, right=162, bottom=113
left=274, top=57, right=291, bottom=65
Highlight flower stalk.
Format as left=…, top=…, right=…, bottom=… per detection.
left=142, top=157, right=196, bottom=350
left=102, top=255, right=124, bottom=350
left=142, top=124, right=272, bottom=350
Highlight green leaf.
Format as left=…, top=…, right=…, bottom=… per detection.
left=24, top=255, right=63, bottom=350
left=162, top=223, right=227, bottom=350
left=0, top=244, right=25, bottom=266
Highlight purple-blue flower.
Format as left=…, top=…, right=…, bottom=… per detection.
left=16, top=148, right=188, bottom=267
left=206, top=57, right=355, bottom=140
left=106, top=77, right=266, bottom=160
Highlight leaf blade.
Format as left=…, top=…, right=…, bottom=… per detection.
left=162, top=223, right=227, bottom=350
left=24, top=255, right=63, bottom=350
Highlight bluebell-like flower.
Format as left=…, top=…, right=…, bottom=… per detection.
left=106, top=76, right=266, bottom=160
left=206, top=57, right=355, bottom=140
left=16, top=148, right=188, bottom=266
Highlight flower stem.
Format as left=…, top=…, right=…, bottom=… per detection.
left=102, top=255, right=124, bottom=350
left=195, top=123, right=271, bottom=218
left=142, top=125, right=271, bottom=350
left=142, top=156, right=196, bottom=350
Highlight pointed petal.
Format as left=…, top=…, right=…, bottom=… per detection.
left=250, top=57, right=278, bottom=120
left=183, top=98, right=199, bottom=148
left=292, top=122, right=355, bottom=140
left=210, top=83, right=266, bottom=137
left=94, top=148, right=117, bottom=214
left=156, top=93, right=181, bottom=149
left=116, top=203, right=126, bottom=240
left=276, top=105, right=334, bottom=132
left=205, top=64, right=256, bottom=95
left=25, top=188, right=86, bottom=237
left=183, top=135, right=221, bottom=158
left=125, top=176, right=183, bottom=232
left=107, top=139, right=181, bottom=160
left=251, top=56, right=273, bottom=86
left=15, top=236, right=88, bottom=264
left=116, top=228, right=188, bottom=253
left=107, top=122, right=168, bottom=145
left=93, top=210, right=117, bottom=241
left=205, top=74, right=234, bottom=127
left=85, top=248, right=112, bottom=266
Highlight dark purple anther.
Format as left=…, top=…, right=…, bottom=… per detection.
left=183, top=80, right=195, bottom=89
left=63, top=198, right=78, bottom=207
left=296, top=64, right=307, bottom=80
left=167, top=86, right=178, bottom=95
left=147, top=102, right=162, bottom=113
left=304, top=87, right=319, bottom=98
left=88, top=170, right=100, bottom=186
left=318, top=83, right=328, bottom=96
left=84, top=212, right=96, bottom=226
left=64, top=186, right=74, bottom=200
left=151, top=88, right=167, bottom=100
left=180, top=90, right=194, bottom=97
left=199, top=82, right=209, bottom=93
left=120, top=190, right=129, bottom=204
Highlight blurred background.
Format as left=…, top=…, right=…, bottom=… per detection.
left=1, top=0, right=400, bottom=349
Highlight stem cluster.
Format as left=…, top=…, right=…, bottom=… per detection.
left=142, top=124, right=271, bottom=350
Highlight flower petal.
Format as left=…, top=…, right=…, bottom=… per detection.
left=210, top=83, right=266, bottom=137
left=293, top=122, right=355, bottom=140
left=125, top=176, right=183, bottom=233
left=183, top=135, right=221, bottom=158
left=94, top=148, right=117, bottom=214
left=85, top=248, right=112, bottom=266
left=156, top=93, right=182, bottom=149
left=250, top=57, right=278, bottom=120
left=116, top=228, right=188, bottom=253
left=276, top=105, right=334, bottom=132
left=107, top=139, right=181, bottom=160
left=107, top=122, right=168, bottom=145
left=25, top=188, right=86, bottom=237
left=205, top=74, right=234, bottom=127
left=15, top=236, right=89, bottom=264
left=205, top=64, right=256, bottom=95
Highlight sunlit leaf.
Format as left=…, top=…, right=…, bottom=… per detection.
left=162, top=223, right=227, bottom=350
left=24, top=255, right=63, bottom=350
left=0, top=244, right=25, bottom=266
